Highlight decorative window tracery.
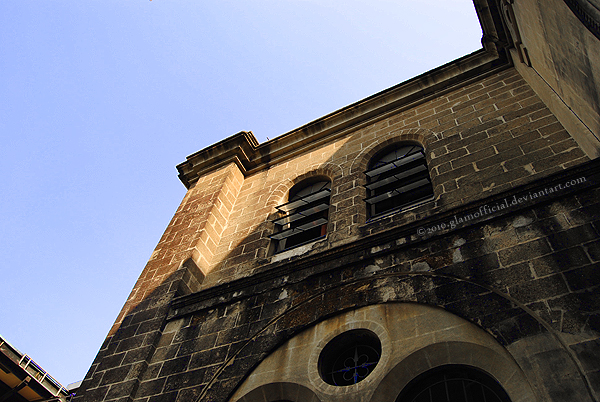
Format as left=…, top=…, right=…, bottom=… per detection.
left=318, top=329, right=381, bottom=386
left=365, top=144, right=433, bottom=218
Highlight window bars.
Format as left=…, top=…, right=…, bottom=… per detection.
left=270, top=181, right=331, bottom=252
left=365, top=145, right=433, bottom=218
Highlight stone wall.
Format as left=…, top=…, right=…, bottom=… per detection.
left=73, top=163, right=243, bottom=402
left=503, top=0, right=600, bottom=157
left=72, top=1, right=600, bottom=398
left=153, top=160, right=600, bottom=402
left=229, top=304, right=538, bottom=402
left=204, top=67, right=588, bottom=289
left=74, top=63, right=598, bottom=402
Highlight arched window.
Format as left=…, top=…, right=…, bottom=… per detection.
left=365, top=144, right=433, bottom=218
left=396, top=365, right=512, bottom=402
left=269, top=180, right=331, bottom=253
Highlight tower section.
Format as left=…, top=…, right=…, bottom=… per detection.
left=74, top=1, right=600, bottom=401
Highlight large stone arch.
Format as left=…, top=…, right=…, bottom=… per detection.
left=235, top=382, right=321, bottom=402
left=227, top=303, right=538, bottom=402
left=197, top=269, right=594, bottom=402
left=370, top=341, right=538, bottom=402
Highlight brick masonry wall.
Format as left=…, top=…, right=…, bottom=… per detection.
left=74, top=163, right=243, bottom=402
left=140, top=161, right=600, bottom=402
left=190, top=163, right=244, bottom=273
left=204, top=67, right=588, bottom=288
left=75, top=66, right=597, bottom=402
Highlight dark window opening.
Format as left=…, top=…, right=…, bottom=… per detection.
left=270, top=180, right=331, bottom=253
left=318, top=329, right=381, bottom=386
left=396, top=365, right=513, bottom=402
left=365, top=144, right=433, bottom=218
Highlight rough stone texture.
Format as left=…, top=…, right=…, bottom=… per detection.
left=507, top=0, right=600, bottom=157
left=74, top=1, right=600, bottom=401
left=229, top=304, right=539, bottom=402
left=96, top=159, right=598, bottom=402
left=77, top=140, right=600, bottom=402
left=74, top=163, right=242, bottom=402
left=199, top=67, right=589, bottom=290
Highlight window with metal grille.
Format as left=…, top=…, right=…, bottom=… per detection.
left=269, top=180, right=331, bottom=253
left=396, top=365, right=513, bottom=402
left=318, top=329, right=381, bottom=387
left=365, top=144, right=434, bottom=218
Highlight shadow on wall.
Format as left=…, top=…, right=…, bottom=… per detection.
left=181, top=121, right=598, bottom=400
left=77, top=70, right=600, bottom=401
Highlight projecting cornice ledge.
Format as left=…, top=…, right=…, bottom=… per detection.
left=177, top=52, right=510, bottom=189
left=177, top=131, right=259, bottom=188
left=169, top=158, right=600, bottom=318
left=563, top=0, right=600, bottom=40
left=176, top=1, right=511, bottom=189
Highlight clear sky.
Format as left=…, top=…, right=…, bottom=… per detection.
left=0, top=0, right=482, bottom=387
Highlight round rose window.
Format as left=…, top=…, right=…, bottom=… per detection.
left=318, top=329, right=381, bottom=386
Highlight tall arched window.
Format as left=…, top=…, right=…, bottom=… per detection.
left=269, top=179, right=331, bottom=253
left=365, top=144, right=433, bottom=218
left=396, top=365, right=512, bottom=402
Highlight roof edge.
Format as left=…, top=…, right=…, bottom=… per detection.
left=176, top=0, right=511, bottom=188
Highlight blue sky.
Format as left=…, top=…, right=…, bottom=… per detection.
left=0, top=0, right=482, bottom=386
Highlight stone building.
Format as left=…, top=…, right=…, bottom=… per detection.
left=74, top=1, right=600, bottom=401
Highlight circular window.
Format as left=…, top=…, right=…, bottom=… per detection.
left=318, top=329, right=381, bottom=386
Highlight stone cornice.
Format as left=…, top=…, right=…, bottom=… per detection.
left=563, top=0, right=600, bottom=40
left=177, top=132, right=258, bottom=188
left=176, top=1, right=511, bottom=189
left=177, top=50, right=509, bottom=188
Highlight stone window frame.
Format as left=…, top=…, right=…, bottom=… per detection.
left=370, top=341, right=537, bottom=402
left=269, top=177, right=332, bottom=253
left=317, top=328, right=382, bottom=386
left=234, top=383, right=321, bottom=402
left=364, top=143, right=434, bottom=219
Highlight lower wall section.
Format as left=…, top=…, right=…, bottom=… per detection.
left=231, top=303, right=540, bottom=402
left=81, top=160, right=600, bottom=402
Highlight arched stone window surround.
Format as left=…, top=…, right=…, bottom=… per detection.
left=265, top=164, right=341, bottom=209
left=346, top=129, right=438, bottom=223
left=234, top=382, right=321, bottom=402
left=267, top=167, right=339, bottom=254
left=363, top=143, right=434, bottom=218
left=348, top=129, right=435, bottom=177
left=369, top=341, right=537, bottom=402
left=394, top=363, right=514, bottom=402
